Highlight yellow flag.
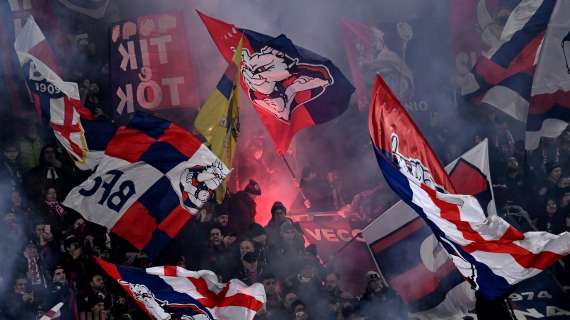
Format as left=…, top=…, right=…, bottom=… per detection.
left=195, top=38, right=243, bottom=203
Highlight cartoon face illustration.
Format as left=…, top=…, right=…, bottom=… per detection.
left=241, top=46, right=333, bottom=122
left=179, top=160, right=227, bottom=213
left=125, top=282, right=213, bottom=320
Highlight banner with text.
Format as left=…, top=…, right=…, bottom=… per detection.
left=110, top=11, right=198, bottom=116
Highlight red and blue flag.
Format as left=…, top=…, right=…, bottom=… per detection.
left=198, top=11, right=354, bottom=155
left=370, top=74, right=570, bottom=301
left=96, top=258, right=265, bottom=320
left=64, top=112, right=230, bottom=258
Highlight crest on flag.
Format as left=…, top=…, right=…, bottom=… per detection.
left=241, top=46, right=333, bottom=122
left=64, top=112, right=230, bottom=258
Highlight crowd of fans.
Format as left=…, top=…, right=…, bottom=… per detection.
left=0, top=109, right=413, bottom=320
left=1, top=3, right=570, bottom=320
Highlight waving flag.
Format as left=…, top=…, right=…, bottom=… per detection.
left=462, top=0, right=555, bottom=122
left=370, top=74, right=570, bottom=301
left=40, top=302, right=63, bottom=320
left=526, top=0, right=570, bottom=150
left=362, top=140, right=493, bottom=318
left=97, top=258, right=265, bottom=320
left=14, top=17, right=110, bottom=170
left=198, top=11, right=354, bottom=155
left=195, top=38, right=243, bottom=202
left=64, top=112, right=230, bottom=258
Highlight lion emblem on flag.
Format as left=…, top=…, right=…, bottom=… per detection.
left=179, top=160, right=227, bottom=213
left=241, top=46, right=333, bottom=122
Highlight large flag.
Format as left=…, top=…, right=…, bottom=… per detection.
left=64, top=112, right=230, bottom=258
left=96, top=258, right=265, bottom=320
left=14, top=17, right=110, bottom=170
left=526, top=0, right=570, bottom=150
left=198, top=11, right=354, bottom=155
left=369, top=74, right=570, bottom=301
left=194, top=38, right=243, bottom=202
left=362, top=140, right=494, bottom=318
left=461, top=0, right=555, bottom=122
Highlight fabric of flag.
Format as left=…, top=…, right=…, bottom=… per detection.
left=63, top=112, right=230, bottom=258
left=369, top=74, right=570, bottom=301
left=461, top=0, right=555, bottom=122
left=96, top=258, right=265, bottom=320
left=198, top=11, right=354, bottom=155
left=340, top=18, right=414, bottom=112
left=195, top=38, right=243, bottom=203
left=40, top=302, right=63, bottom=320
left=526, top=0, right=570, bottom=150
left=14, top=17, right=101, bottom=169
left=362, top=140, right=494, bottom=318
left=56, top=0, right=110, bottom=19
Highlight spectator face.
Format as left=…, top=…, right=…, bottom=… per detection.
left=11, top=191, right=22, bottom=208
left=91, top=275, right=105, bottom=290
left=239, top=240, right=255, bottom=258
left=562, top=193, right=570, bottom=208
left=223, top=235, right=237, bottom=248
left=293, top=303, right=306, bottom=314
left=3, top=145, right=19, bottom=161
left=74, top=218, right=86, bottom=230
left=273, top=209, right=286, bottom=223
left=263, top=279, right=278, bottom=298
left=507, top=157, right=518, bottom=170
left=53, top=268, right=67, bottom=284
left=209, top=228, right=222, bottom=246
left=216, top=214, right=229, bottom=227
left=558, top=177, right=570, bottom=189
left=325, top=273, right=338, bottom=292
left=43, top=147, right=58, bottom=164
left=281, top=228, right=296, bottom=242
left=35, top=224, right=52, bottom=242
left=549, top=167, right=562, bottom=182
left=14, top=278, right=28, bottom=294
left=45, top=187, right=57, bottom=202
left=546, top=199, right=558, bottom=215
left=24, top=243, right=38, bottom=258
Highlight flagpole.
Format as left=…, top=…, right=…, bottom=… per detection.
left=281, top=155, right=311, bottom=208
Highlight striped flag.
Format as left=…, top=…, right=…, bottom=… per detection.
left=96, top=258, right=265, bottom=320
left=362, top=140, right=495, bottom=318
left=194, top=38, right=243, bottom=202
left=461, top=0, right=555, bottom=122
left=526, top=0, right=570, bottom=149
left=370, top=74, right=570, bottom=301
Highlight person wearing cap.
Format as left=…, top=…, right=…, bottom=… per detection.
left=265, top=201, right=299, bottom=247
left=360, top=270, right=408, bottom=319
left=228, top=179, right=261, bottom=234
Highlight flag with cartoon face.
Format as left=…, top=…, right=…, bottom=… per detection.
left=64, top=112, right=230, bottom=258
left=198, top=11, right=354, bottom=155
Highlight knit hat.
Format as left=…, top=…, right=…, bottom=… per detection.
left=271, top=201, right=286, bottom=215
left=245, top=180, right=262, bottom=195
